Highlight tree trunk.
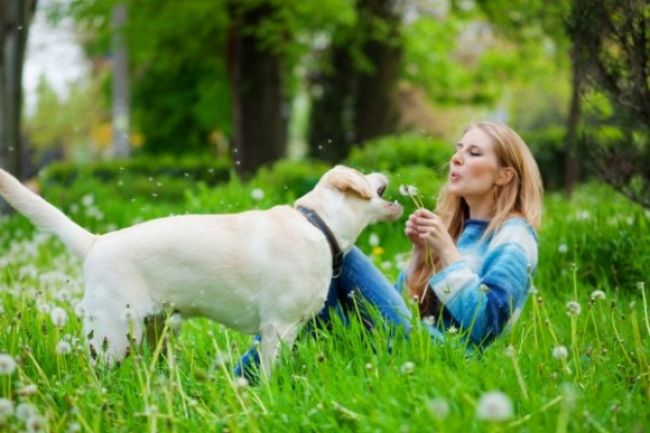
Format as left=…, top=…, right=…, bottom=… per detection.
left=111, top=3, right=130, bottom=157
left=563, top=45, right=582, bottom=196
left=227, top=3, right=288, bottom=176
left=307, top=45, right=356, bottom=163
left=354, top=0, right=402, bottom=144
left=0, top=0, right=37, bottom=213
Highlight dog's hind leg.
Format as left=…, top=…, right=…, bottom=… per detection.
left=259, top=321, right=300, bottom=379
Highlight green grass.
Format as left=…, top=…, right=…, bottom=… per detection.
left=0, top=176, right=648, bottom=432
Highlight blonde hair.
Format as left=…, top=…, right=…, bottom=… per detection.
left=407, top=121, right=543, bottom=315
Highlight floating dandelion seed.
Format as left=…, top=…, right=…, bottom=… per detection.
left=50, top=307, right=68, bottom=327
left=0, top=354, right=16, bottom=375
left=553, top=345, right=569, bottom=360
left=590, top=290, right=606, bottom=301
left=427, top=398, right=450, bottom=420
left=476, top=391, right=513, bottom=421
left=558, top=244, right=568, bottom=254
left=250, top=188, right=265, bottom=201
left=566, top=301, right=581, bottom=316
left=400, top=361, right=415, bottom=374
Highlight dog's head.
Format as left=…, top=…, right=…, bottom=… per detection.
left=295, top=165, right=403, bottom=252
left=320, top=165, right=403, bottom=223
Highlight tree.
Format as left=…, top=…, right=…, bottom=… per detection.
left=567, top=0, right=650, bottom=208
left=0, top=0, right=38, bottom=179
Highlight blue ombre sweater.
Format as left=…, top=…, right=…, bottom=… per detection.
left=396, top=217, right=538, bottom=347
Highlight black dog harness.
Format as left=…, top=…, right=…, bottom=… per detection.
left=296, top=206, right=344, bottom=278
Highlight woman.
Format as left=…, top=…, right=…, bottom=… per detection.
left=236, top=121, right=542, bottom=377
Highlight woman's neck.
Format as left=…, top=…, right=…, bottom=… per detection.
left=465, top=195, right=494, bottom=220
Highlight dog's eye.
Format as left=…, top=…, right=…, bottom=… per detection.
left=377, top=185, right=386, bottom=197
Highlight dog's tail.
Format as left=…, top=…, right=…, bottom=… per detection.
left=0, top=169, right=96, bottom=259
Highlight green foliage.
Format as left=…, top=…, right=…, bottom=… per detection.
left=521, top=127, right=567, bottom=189
left=0, top=171, right=648, bottom=432
left=345, top=134, right=452, bottom=174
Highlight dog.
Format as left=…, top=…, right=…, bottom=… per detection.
left=0, top=165, right=402, bottom=376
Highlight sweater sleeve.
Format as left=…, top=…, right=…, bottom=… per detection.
left=427, top=223, right=538, bottom=346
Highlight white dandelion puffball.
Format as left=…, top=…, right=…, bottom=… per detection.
left=590, top=290, right=606, bottom=301
left=427, top=398, right=450, bottom=420
left=0, top=398, right=14, bottom=419
left=504, top=345, right=516, bottom=357
left=399, top=184, right=418, bottom=197
left=400, top=361, right=415, bottom=374
left=234, top=377, right=249, bottom=390
left=50, top=307, right=68, bottom=327
left=167, top=313, right=183, bottom=332
left=15, top=402, right=36, bottom=421
left=476, top=391, right=513, bottom=421
left=25, top=414, right=47, bottom=433
left=557, top=244, right=568, bottom=254
left=368, top=233, right=380, bottom=247
left=250, top=188, right=264, bottom=201
left=0, top=354, right=16, bottom=375
left=56, top=340, right=72, bottom=355
left=566, top=301, right=582, bottom=316
left=552, top=345, right=569, bottom=360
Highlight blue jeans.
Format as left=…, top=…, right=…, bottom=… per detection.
left=234, top=246, right=412, bottom=378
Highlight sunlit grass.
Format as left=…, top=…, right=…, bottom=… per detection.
left=0, top=180, right=648, bottom=432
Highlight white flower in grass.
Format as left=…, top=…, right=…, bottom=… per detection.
left=234, top=377, right=249, bottom=390
left=26, top=414, right=47, bottom=433
left=0, top=398, right=14, bottom=419
left=400, top=361, right=415, bottom=374
left=504, top=345, right=516, bottom=357
left=66, top=422, right=81, bottom=433
left=81, top=194, right=94, bottom=207
left=17, top=384, right=38, bottom=396
left=50, top=307, right=68, bottom=327
left=590, top=290, right=606, bottom=301
left=250, top=188, right=265, bottom=201
left=552, top=345, right=569, bottom=360
left=399, top=184, right=418, bottom=197
left=56, top=340, right=72, bottom=355
left=447, top=325, right=458, bottom=335
left=566, top=301, right=581, bottom=316
left=0, top=354, right=16, bottom=375
left=37, top=301, right=51, bottom=314
left=427, top=397, right=450, bottom=420
left=558, top=244, right=568, bottom=254
left=576, top=210, right=591, bottom=220
left=476, top=391, right=513, bottom=421
left=74, top=302, right=85, bottom=318
left=368, top=233, right=380, bottom=247
left=167, top=313, right=183, bottom=332
left=15, top=402, right=36, bottom=421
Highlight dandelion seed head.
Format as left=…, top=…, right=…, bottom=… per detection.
left=422, top=315, right=435, bottom=326
left=368, top=233, right=380, bottom=247
left=15, top=402, right=36, bottom=421
left=0, top=398, right=14, bottom=419
left=476, top=391, right=513, bottom=421
left=558, top=244, right=568, bottom=254
left=56, top=340, right=72, bottom=355
left=50, top=307, right=68, bottom=327
left=400, top=361, right=415, bottom=374
left=427, top=397, right=449, bottom=420
left=26, top=414, right=47, bottom=433
left=17, top=384, right=38, bottom=396
left=0, top=353, right=16, bottom=375
left=566, top=301, right=581, bottom=316
left=250, top=188, right=264, bottom=201
left=398, top=184, right=418, bottom=197
left=590, top=290, right=606, bottom=301
left=552, top=345, right=569, bottom=360
left=504, top=345, right=516, bottom=357
left=167, top=313, right=182, bottom=332
left=234, top=377, right=249, bottom=390
left=447, top=325, right=458, bottom=335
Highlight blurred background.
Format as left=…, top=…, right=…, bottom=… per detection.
left=0, top=0, right=648, bottom=208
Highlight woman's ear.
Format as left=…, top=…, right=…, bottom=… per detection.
left=495, top=167, right=515, bottom=186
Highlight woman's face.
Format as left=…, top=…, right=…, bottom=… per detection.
left=447, top=127, right=502, bottom=200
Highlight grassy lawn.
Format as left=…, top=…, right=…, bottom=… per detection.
left=0, top=174, right=648, bottom=432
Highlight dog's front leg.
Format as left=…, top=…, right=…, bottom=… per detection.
left=259, top=321, right=300, bottom=379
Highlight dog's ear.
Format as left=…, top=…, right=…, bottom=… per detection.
left=328, top=166, right=373, bottom=199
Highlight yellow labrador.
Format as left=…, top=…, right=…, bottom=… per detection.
left=0, top=165, right=402, bottom=376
